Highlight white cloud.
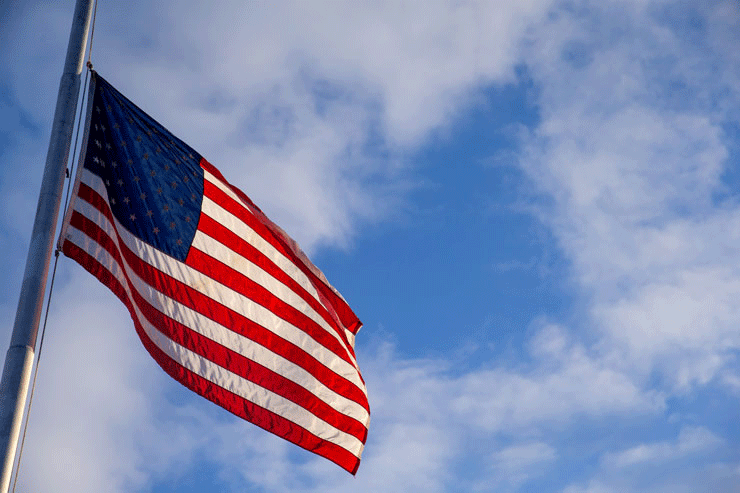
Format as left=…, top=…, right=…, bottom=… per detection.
left=2, top=3, right=570, bottom=490
left=485, top=441, right=557, bottom=490
left=517, top=1, right=740, bottom=391
left=3, top=1, right=740, bottom=492
left=604, top=426, right=722, bottom=469
left=192, top=329, right=661, bottom=493
left=73, top=0, right=559, bottom=251
left=564, top=425, right=738, bottom=493
left=13, top=273, right=185, bottom=492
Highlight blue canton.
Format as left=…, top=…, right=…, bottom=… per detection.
left=83, top=74, right=205, bottom=261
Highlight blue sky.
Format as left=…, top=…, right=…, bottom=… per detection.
left=1, top=1, right=740, bottom=492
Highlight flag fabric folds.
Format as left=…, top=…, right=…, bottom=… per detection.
left=59, top=72, right=369, bottom=474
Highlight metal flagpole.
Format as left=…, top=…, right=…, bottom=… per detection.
left=0, top=0, right=95, bottom=491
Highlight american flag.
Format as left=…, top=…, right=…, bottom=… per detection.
left=59, top=73, right=369, bottom=474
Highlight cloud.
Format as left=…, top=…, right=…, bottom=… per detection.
left=70, top=0, right=559, bottom=252
left=563, top=425, right=738, bottom=493
left=11, top=312, right=660, bottom=493
left=517, top=1, right=740, bottom=391
left=451, top=323, right=664, bottom=433
left=190, top=325, right=662, bottom=493
left=3, top=1, right=740, bottom=492
left=604, top=426, right=721, bottom=469
left=485, top=441, right=557, bottom=490
left=2, top=3, right=565, bottom=491
left=12, top=272, right=224, bottom=493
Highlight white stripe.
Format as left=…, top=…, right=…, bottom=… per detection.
left=199, top=192, right=360, bottom=370
left=200, top=182, right=323, bottom=308
left=202, top=171, right=354, bottom=341
left=192, top=217, right=360, bottom=370
left=71, top=192, right=365, bottom=395
left=204, top=170, right=356, bottom=331
left=79, top=167, right=109, bottom=205
left=192, top=230, right=338, bottom=348
left=120, top=218, right=363, bottom=386
left=64, top=223, right=365, bottom=456
left=203, top=169, right=261, bottom=216
left=125, top=249, right=370, bottom=423
left=140, top=302, right=365, bottom=457
left=74, top=171, right=366, bottom=392
left=138, top=306, right=364, bottom=456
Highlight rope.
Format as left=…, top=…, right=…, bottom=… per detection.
left=87, top=0, right=99, bottom=66
left=10, top=2, right=97, bottom=487
left=62, top=67, right=91, bottom=216
left=10, top=253, right=61, bottom=493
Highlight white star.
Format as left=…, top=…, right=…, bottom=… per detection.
left=92, top=156, right=99, bottom=164
left=95, top=140, right=101, bottom=148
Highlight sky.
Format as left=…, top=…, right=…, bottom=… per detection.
left=1, top=0, right=739, bottom=492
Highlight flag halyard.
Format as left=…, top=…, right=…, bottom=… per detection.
left=60, top=72, right=369, bottom=474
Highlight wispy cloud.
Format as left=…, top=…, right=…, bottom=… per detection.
left=604, top=426, right=722, bottom=469
left=2, top=1, right=740, bottom=492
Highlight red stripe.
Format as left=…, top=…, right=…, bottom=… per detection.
left=62, top=239, right=128, bottom=303
left=129, top=284, right=369, bottom=442
left=185, top=241, right=357, bottom=373
left=202, top=179, right=351, bottom=344
left=201, top=158, right=362, bottom=335
left=185, top=246, right=367, bottom=409
left=71, top=184, right=369, bottom=413
left=67, top=210, right=368, bottom=439
left=61, top=239, right=362, bottom=474
left=197, top=214, right=358, bottom=361
left=77, top=181, right=117, bottom=229
left=118, top=238, right=368, bottom=406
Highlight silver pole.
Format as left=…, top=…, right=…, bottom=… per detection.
left=0, top=0, right=95, bottom=491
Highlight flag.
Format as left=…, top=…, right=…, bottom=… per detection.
left=59, top=72, right=369, bottom=474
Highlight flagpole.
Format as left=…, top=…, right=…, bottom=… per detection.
left=0, top=0, right=95, bottom=490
